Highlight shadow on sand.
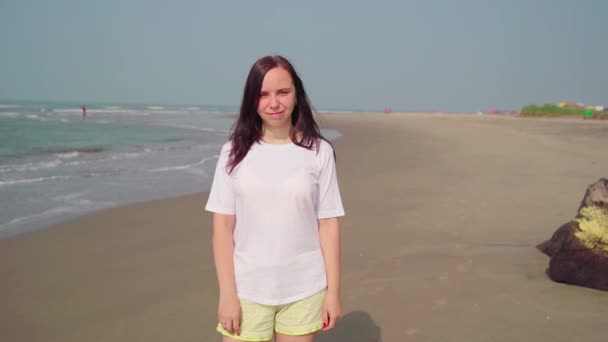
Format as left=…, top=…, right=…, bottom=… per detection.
left=316, top=310, right=381, bottom=342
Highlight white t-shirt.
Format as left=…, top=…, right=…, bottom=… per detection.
left=205, top=139, right=345, bottom=305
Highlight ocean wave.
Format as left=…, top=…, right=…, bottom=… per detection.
left=0, top=175, right=72, bottom=187
left=47, top=146, right=106, bottom=154
left=0, top=104, right=22, bottom=109
left=54, top=148, right=146, bottom=164
left=52, top=192, right=114, bottom=208
left=0, top=147, right=150, bottom=173
left=145, top=155, right=217, bottom=174
left=110, top=151, right=144, bottom=160
left=152, top=123, right=229, bottom=134
left=53, top=192, right=86, bottom=201
left=52, top=108, right=139, bottom=114
left=0, top=160, right=63, bottom=173
left=56, top=151, right=79, bottom=159
left=0, top=197, right=116, bottom=231
left=1, top=206, right=76, bottom=227
left=149, top=110, right=191, bottom=115
left=0, top=112, right=19, bottom=118
left=51, top=107, right=198, bottom=116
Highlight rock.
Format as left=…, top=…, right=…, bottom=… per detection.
left=537, top=178, right=608, bottom=291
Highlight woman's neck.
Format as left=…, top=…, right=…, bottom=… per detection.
left=261, top=125, right=292, bottom=144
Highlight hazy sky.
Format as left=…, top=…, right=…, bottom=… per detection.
left=1, top=0, right=606, bottom=111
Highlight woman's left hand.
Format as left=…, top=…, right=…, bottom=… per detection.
left=321, top=290, right=342, bottom=331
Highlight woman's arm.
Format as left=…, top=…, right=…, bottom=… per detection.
left=319, top=217, right=342, bottom=330
left=212, top=213, right=241, bottom=335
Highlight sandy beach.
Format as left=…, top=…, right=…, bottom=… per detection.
left=2, top=113, right=608, bottom=342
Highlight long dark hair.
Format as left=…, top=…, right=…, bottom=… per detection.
left=227, top=55, right=326, bottom=173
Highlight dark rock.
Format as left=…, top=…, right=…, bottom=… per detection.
left=537, top=178, right=608, bottom=291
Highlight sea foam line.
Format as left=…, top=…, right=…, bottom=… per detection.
left=153, top=123, right=229, bottom=134
left=0, top=175, right=72, bottom=186
left=145, top=155, right=218, bottom=173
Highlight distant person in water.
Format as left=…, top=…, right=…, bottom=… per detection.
left=205, top=55, right=345, bottom=342
left=81, top=106, right=87, bottom=118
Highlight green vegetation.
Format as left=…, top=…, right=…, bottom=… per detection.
left=520, top=103, right=608, bottom=119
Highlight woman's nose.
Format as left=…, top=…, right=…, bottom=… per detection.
left=269, top=95, right=280, bottom=108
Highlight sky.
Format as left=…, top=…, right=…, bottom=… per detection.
left=0, top=0, right=606, bottom=112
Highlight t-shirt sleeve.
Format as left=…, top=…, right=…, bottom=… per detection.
left=205, top=143, right=236, bottom=215
left=317, top=142, right=345, bottom=219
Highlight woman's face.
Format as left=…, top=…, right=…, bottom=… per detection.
left=257, top=67, right=296, bottom=130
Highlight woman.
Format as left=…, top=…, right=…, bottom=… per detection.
left=206, top=55, right=344, bottom=342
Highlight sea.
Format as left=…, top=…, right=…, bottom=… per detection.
left=0, top=101, right=342, bottom=238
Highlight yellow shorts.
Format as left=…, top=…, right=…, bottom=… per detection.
left=217, top=289, right=326, bottom=342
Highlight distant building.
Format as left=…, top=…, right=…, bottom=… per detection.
left=559, top=102, right=584, bottom=109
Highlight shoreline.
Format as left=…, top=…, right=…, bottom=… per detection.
left=2, top=110, right=607, bottom=241
left=4, top=112, right=608, bottom=240
left=2, top=113, right=608, bottom=341
left=3, top=110, right=608, bottom=240
left=0, top=114, right=348, bottom=240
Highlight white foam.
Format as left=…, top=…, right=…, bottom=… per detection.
left=0, top=160, right=63, bottom=173
left=53, top=192, right=86, bottom=201
left=56, top=151, right=79, bottom=159
left=0, top=175, right=72, bottom=187
left=52, top=108, right=85, bottom=113
left=52, top=108, right=139, bottom=115
left=53, top=192, right=114, bottom=207
left=60, top=149, right=149, bottom=165
left=1, top=206, right=76, bottom=227
left=0, top=151, right=141, bottom=173
left=203, top=110, right=232, bottom=115
left=0, top=104, right=22, bottom=109
left=110, top=152, right=144, bottom=160
left=156, top=110, right=190, bottom=114
left=51, top=107, right=196, bottom=116
left=0, top=197, right=116, bottom=233
left=145, top=155, right=217, bottom=174
left=0, top=112, right=19, bottom=118
left=24, top=114, right=40, bottom=119
left=153, top=123, right=229, bottom=134
left=62, top=160, right=86, bottom=167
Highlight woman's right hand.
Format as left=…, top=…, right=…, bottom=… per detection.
left=218, top=293, right=241, bottom=335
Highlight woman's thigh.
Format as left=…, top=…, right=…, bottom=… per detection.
left=275, top=332, right=316, bottom=342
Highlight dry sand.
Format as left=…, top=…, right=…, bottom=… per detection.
left=2, top=113, right=608, bottom=342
